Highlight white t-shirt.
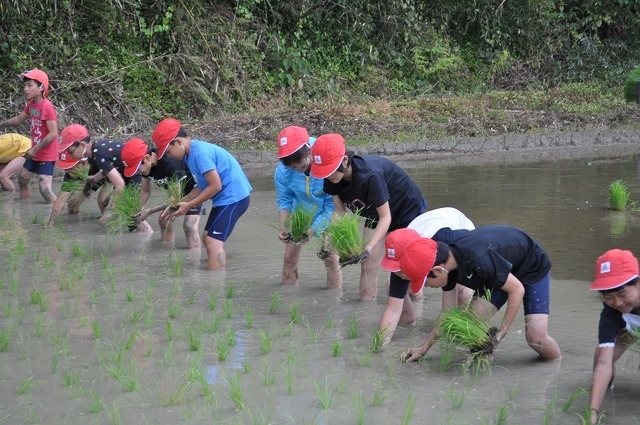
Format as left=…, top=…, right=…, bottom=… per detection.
left=407, top=207, right=475, bottom=237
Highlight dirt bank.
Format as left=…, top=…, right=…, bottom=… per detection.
left=235, top=128, right=640, bottom=179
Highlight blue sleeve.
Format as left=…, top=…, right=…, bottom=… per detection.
left=274, top=164, right=294, bottom=212
left=311, top=191, right=334, bottom=235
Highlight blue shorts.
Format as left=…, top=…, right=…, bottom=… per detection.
left=204, top=196, right=250, bottom=242
left=481, top=272, right=551, bottom=315
left=24, top=159, right=55, bottom=176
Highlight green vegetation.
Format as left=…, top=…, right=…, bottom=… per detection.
left=2, top=1, right=640, bottom=148
left=60, top=162, right=91, bottom=193
left=609, top=180, right=631, bottom=211
left=624, top=66, right=640, bottom=103
left=438, top=307, right=491, bottom=351
left=162, top=177, right=185, bottom=209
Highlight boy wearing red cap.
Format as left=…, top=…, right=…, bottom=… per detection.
left=0, top=133, right=31, bottom=191
left=587, top=249, right=640, bottom=424
left=398, top=225, right=561, bottom=362
left=274, top=126, right=341, bottom=287
left=0, top=69, right=58, bottom=203
left=378, top=207, right=475, bottom=343
left=310, top=133, right=427, bottom=301
left=121, top=137, right=203, bottom=248
left=152, top=118, right=252, bottom=270
left=57, top=124, right=151, bottom=231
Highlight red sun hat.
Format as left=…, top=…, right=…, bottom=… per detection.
left=59, top=124, right=89, bottom=152
left=122, top=138, right=149, bottom=177
left=399, top=238, right=438, bottom=294
left=381, top=228, right=422, bottom=272
left=152, top=118, right=181, bottom=159
left=310, top=134, right=346, bottom=179
left=56, top=152, right=80, bottom=170
left=20, top=69, right=50, bottom=98
left=276, top=126, right=309, bottom=158
left=590, top=249, right=639, bottom=291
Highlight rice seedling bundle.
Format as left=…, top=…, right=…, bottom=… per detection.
left=105, top=185, right=143, bottom=233
left=163, top=177, right=185, bottom=209
left=609, top=180, right=630, bottom=211
left=325, top=213, right=366, bottom=265
left=285, top=206, right=315, bottom=245
left=438, top=307, right=491, bottom=351
left=60, top=162, right=90, bottom=193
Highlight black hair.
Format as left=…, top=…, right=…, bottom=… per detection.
left=600, top=277, right=639, bottom=294
left=336, top=150, right=354, bottom=173
left=22, top=77, right=44, bottom=89
left=280, top=144, right=310, bottom=167
left=434, top=241, right=450, bottom=266
left=177, top=128, right=188, bottom=138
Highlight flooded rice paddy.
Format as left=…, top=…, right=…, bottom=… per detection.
left=2, top=148, right=640, bottom=424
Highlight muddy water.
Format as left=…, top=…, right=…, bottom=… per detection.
left=1, top=150, right=640, bottom=425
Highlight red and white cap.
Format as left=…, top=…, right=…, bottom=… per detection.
left=590, top=249, right=639, bottom=291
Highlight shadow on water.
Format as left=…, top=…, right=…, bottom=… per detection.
left=1, top=149, right=640, bottom=424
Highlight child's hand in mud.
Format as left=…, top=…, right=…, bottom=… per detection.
left=470, top=327, right=500, bottom=355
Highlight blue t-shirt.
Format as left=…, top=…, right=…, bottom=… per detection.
left=323, top=154, right=427, bottom=230
left=185, top=139, right=252, bottom=206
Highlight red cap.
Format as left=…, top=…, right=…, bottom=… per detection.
left=122, top=138, right=149, bottom=177
left=276, top=126, right=309, bottom=158
left=381, top=228, right=422, bottom=272
left=590, top=249, right=639, bottom=291
left=59, top=124, right=89, bottom=151
left=56, top=151, right=80, bottom=170
left=310, top=134, right=346, bottom=179
left=20, top=69, right=50, bottom=98
left=399, top=238, right=438, bottom=294
left=152, top=118, right=181, bottom=158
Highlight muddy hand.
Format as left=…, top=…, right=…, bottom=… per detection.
left=341, top=250, right=370, bottom=266
left=82, top=178, right=94, bottom=197
left=401, top=348, right=423, bottom=363
left=470, top=327, right=500, bottom=355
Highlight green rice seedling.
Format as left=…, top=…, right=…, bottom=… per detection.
left=243, top=361, right=252, bottom=373
left=61, top=161, right=90, bottom=193
left=223, top=299, right=233, bottom=319
left=125, top=289, right=135, bottom=302
left=203, top=314, right=225, bottom=334
left=105, top=185, right=143, bottom=233
left=268, top=290, right=283, bottom=314
left=609, top=180, right=631, bottom=211
left=144, top=307, right=153, bottom=329
left=245, top=309, right=254, bottom=329
left=14, top=237, right=25, bottom=256
left=331, top=341, right=342, bottom=357
left=285, top=205, right=315, bottom=245
left=325, top=212, right=367, bottom=265
left=227, top=371, right=245, bottom=410
left=357, top=347, right=373, bottom=367
left=107, top=401, right=122, bottom=425
left=400, top=392, right=417, bottom=425
left=166, top=252, right=184, bottom=277
left=72, top=242, right=82, bottom=257
left=91, top=320, right=101, bottom=339
left=1, top=327, right=15, bottom=351
left=258, top=328, right=273, bottom=354
left=62, top=368, right=80, bottom=387
left=315, top=377, right=335, bottom=409
left=89, top=389, right=103, bottom=413
left=347, top=315, right=358, bottom=339
left=38, top=294, right=50, bottom=312
left=289, top=302, right=302, bottom=324
left=163, top=341, right=175, bottom=367
left=353, top=390, right=366, bottom=425
left=168, top=303, right=184, bottom=319
left=371, top=384, right=387, bottom=406
left=17, top=375, right=33, bottom=395
left=216, top=334, right=232, bottom=361
left=187, top=328, right=203, bottom=351
left=283, top=365, right=296, bottom=395
left=579, top=408, right=605, bottom=425
left=56, top=240, right=63, bottom=252
left=446, top=383, right=468, bottom=409
left=494, top=404, right=510, bottom=425
left=370, top=327, right=386, bottom=353
left=28, top=288, right=43, bottom=305
left=208, top=292, right=218, bottom=311
left=326, top=317, right=335, bottom=328
left=162, top=176, right=185, bottom=209
left=226, top=284, right=234, bottom=298
left=562, top=387, right=588, bottom=413
left=261, top=360, right=276, bottom=386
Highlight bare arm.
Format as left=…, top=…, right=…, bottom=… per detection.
left=493, top=273, right=525, bottom=343
left=173, top=169, right=220, bottom=217
left=47, top=191, right=72, bottom=227
left=401, top=290, right=458, bottom=362
left=0, top=111, right=29, bottom=129
left=366, top=201, right=391, bottom=254
left=589, top=346, right=614, bottom=423
left=332, top=195, right=346, bottom=215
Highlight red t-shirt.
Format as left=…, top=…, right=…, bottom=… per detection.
left=23, top=98, right=58, bottom=162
